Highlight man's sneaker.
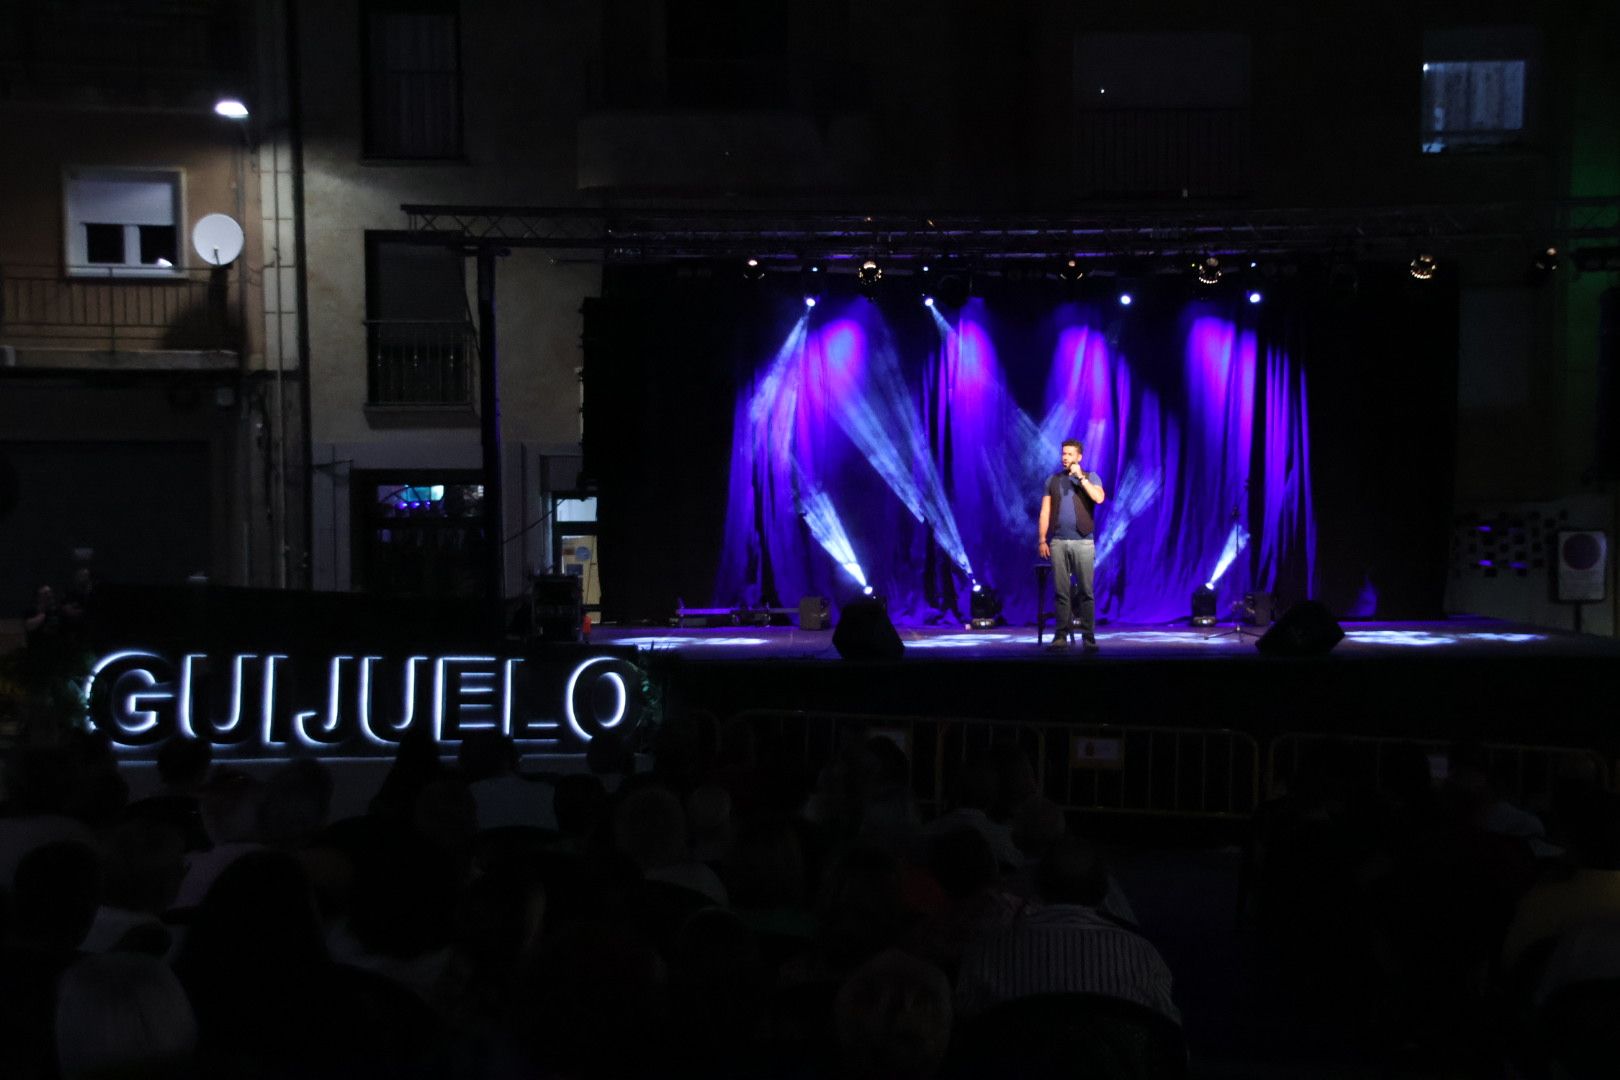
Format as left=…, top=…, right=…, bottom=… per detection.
left=1081, top=636, right=1100, bottom=653
left=1047, top=634, right=1071, bottom=650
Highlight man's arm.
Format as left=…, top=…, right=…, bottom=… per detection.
left=1037, top=494, right=1052, bottom=559
left=1078, top=473, right=1106, bottom=504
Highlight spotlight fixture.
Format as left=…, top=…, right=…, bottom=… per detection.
left=1057, top=257, right=1088, bottom=284
left=1409, top=253, right=1438, bottom=281
left=1528, top=245, right=1562, bottom=286
left=862, top=584, right=876, bottom=596
left=213, top=97, right=249, bottom=120
left=1247, top=290, right=1263, bottom=305
left=742, top=257, right=766, bottom=282
left=1191, top=585, right=1218, bottom=627
left=923, top=295, right=936, bottom=308
left=1195, top=255, right=1222, bottom=286
left=804, top=296, right=817, bottom=308
left=969, top=583, right=1004, bottom=629
left=857, top=259, right=882, bottom=297
left=1118, top=292, right=1133, bottom=306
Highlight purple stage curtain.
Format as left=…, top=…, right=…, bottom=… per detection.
left=718, top=296, right=1315, bottom=626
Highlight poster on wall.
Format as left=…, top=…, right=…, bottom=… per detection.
left=1555, top=530, right=1608, bottom=603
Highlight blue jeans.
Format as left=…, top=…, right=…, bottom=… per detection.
left=1050, top=537, right=1095, bottom=638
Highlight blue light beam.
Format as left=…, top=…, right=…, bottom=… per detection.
left=795, top=470, right=868, bottom=588
left=813, top=318, right=974, bottom=576
left=1205, top=522, right=1251, bottom=589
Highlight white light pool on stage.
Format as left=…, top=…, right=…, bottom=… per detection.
left=906, top=633, right=1020, bottom=649
left=612, top=636, right=773, bottom=649
left=1102, top=631, right=1235, bottom=645
left=1345, top=630, right=1548, bottom=647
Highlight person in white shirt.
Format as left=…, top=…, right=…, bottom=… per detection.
left=955, top=834, right=1179, bottom=1024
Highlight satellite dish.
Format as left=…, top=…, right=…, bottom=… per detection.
left=192, top=213, right=244, bottom=267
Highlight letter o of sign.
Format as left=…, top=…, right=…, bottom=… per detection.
left=563, top=657, right=639, bottom=743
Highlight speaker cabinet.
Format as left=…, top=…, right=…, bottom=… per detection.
left=532, top=574, right=583, bottom=642
left=798, top=595, right=831, bottom=631
left=833, top=598, right=905, bottom=660
left=1256, top=600, right=1343, bottom=656
left=1555, top=530, right=1608, bottom=602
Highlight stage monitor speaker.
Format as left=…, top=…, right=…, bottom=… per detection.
left=798, top=595, right=831, bottom=631
left=532, top=573, right=583, bottom=642
left=833, top=598, right=904, bottom=660
left=1255, top=600, right=1343, bottom=656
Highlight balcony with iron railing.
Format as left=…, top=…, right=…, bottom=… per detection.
left=364, top=319, right=478, bottom=421
left=0, top=264, right=242, bottom=367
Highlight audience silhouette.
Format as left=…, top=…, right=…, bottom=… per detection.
left=1, top=716, right=1615, bottom=1078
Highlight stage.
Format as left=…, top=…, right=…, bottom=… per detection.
left=602, top=617, right=1620, bottom=751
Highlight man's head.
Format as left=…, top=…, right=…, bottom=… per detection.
left=1060, top=439, right=1083, bottom=469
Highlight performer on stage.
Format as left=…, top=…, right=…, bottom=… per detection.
left=1038, top=439, right=1106, bottom=651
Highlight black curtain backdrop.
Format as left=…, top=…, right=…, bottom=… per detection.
left=585, top=265, right=1457, bottom=623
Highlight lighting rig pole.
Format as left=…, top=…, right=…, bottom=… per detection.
left=476, top=242, right=506, bottom=634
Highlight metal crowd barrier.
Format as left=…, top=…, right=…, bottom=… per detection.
left=1266, top=733, right=1610, bottom=805
left=726, top=709, right=946, bottom=815
left=714, top=711, right=1609, bottom=823
left=929, top=718, right=1262, bottom=819
left=724, top=710, right=1262, bottom=821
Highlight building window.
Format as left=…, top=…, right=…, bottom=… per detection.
left=353, top=473, right=488, bottom=596
left=365, top=234, right=474, bottom=406
left=1421, top=60, right=1526, bottom=153
left=362, top=0, right=462, bottom=159
left=63, top=169, right=182, bottom=277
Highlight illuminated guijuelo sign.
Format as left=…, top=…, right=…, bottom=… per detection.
left=84, top=646, right=647, bottom=758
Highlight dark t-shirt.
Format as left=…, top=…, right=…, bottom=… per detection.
left=1046, top=471, right=1101, bottom=540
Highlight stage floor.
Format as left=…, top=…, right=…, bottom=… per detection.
left=596, top=617, right=1618, bottom=663
left=596, top=617, right=1620, bottom=747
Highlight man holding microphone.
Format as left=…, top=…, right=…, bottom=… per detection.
left=1038, top=439, right=1106, bottom=651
